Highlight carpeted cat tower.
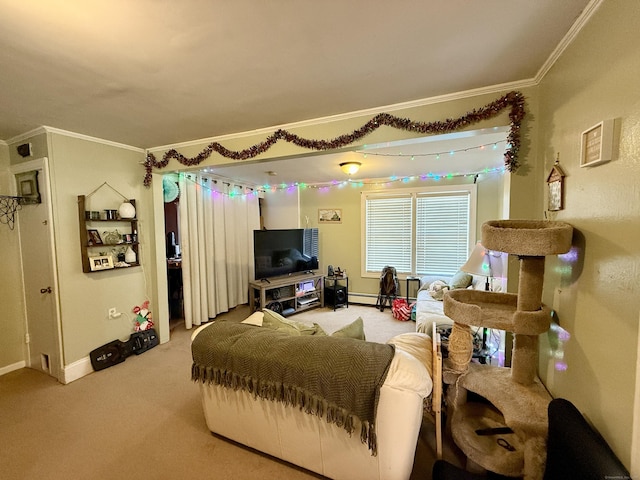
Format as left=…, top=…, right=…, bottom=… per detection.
left=442, top=220, right=573, bottom=479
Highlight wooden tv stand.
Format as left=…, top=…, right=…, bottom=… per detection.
left=249, top=272, right=324, bottom=316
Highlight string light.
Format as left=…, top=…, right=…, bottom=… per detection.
left=258, top=166, right=505, bottom=193
left=355, top=140, right=505, bottom=159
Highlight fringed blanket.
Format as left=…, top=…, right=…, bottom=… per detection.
left=191, top=322, right=395, bottom=455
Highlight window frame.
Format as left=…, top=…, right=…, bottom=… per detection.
left=360, top=184, right=477, bottom=279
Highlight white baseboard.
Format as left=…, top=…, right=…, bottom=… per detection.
left=0, top=361, right=26, bottom=377
left=61, top=356, right=93, bottom=384
left=348, top=292, right=378, bottom=306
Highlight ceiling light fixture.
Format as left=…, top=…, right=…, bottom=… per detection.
left=339, top=162, right=361, bottom=175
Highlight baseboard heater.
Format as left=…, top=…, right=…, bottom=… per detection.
left=347, top=292, right=378, bottom=306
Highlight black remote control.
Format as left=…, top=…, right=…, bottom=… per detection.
left=475, top=426, right=514, bottom=436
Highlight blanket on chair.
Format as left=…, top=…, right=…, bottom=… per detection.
left=191, top=322, right=395, bottom=454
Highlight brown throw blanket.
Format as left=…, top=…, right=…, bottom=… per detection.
left=191, top=322, right=395, bottom=454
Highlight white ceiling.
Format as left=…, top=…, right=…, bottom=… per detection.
left=0, top=0, right=594, bottom=184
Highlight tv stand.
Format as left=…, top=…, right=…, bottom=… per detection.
left=249, top=273, right=324, bottom=317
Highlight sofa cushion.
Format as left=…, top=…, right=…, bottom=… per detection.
left=261, top=308, right=322, bottom=335
left=450, top=270, right=473, bottom=289
left=388, top=332, right=433, bottom=377
left=418, top=275, right=452, bottom=291
left=383, top=349, right=432, bottom=397
left=241, top=311, right=264, bottom=326
left=330, top=316, right=366, bottom=340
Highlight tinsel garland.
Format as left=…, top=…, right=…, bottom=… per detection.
left=143, top=91, right=525, bottom=186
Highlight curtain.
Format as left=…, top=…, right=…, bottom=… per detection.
left=178, top=173, right=260, bottom=329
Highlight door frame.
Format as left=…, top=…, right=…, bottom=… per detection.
left=10, top=157, right=64, bottom=382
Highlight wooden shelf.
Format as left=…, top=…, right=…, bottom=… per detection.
left=249, top=273, right=324, bottom=316
left=78, top=195, right=140, bottom=274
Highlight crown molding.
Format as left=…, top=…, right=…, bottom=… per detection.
left=42, top=126, right=145, bottom=153
left=5, top=126, right=48, bottom=144
left=535, top=0, right=603, bottom=82
left=5, top=126, right=144, bottom=153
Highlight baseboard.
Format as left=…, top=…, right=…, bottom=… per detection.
left=0, top=361, right=26, bottom=377
left=61, top=356, right=94, bottom=384
left=347, top=292, right=378, bottom=306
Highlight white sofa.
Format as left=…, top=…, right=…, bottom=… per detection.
left=191, top=322, right=435, bottom=480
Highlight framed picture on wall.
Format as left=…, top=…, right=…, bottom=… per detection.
left=319, top=209, right=342, bottom=224
left=15, top=170, right=41, bottom=204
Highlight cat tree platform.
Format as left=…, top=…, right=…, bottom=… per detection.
left=444, top=220, right=573, bottom=479
left=445, top=290, right=552, bottom=335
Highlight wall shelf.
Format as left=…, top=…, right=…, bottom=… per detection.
left=78, top=195, right=140, bottom=273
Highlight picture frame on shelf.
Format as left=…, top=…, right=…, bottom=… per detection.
left=89, top=255, right=114, bottom=271
left=319, top=208, right=342, bottom=224
left=87, top=229, right=103, bottom=245
left=15, top=170, right=41, bottom=204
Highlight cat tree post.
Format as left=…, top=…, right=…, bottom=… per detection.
left=511, top=255, right=545, bottom=385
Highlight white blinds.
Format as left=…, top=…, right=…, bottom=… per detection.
left=365, top=196, right=412, bottom=273
left=364, top=188, right=471, bottom=276
left=415, top=192, right=470, bottom=275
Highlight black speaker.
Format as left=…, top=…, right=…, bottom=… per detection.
left=325, top=285, right=347, bottom=308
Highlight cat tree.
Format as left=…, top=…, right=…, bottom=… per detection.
left=443, top=220, right=573, bottom=479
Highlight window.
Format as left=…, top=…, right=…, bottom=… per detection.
left=362, top=184, right=476, bottom=277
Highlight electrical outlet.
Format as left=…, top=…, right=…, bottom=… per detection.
left=108, top=307, right=121, bottom=319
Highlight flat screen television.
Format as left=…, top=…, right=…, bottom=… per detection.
left=253, top=228, right=319, bottom=280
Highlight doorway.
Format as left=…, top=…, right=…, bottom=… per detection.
left=163, top=176, right=182, bottom=327
left=11, top=158, right=63, bottom=380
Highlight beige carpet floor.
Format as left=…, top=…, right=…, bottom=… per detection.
left=0, top=304, right=462, bottom=480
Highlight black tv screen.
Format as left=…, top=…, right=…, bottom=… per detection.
left=253, top=228, right=319, bottom=280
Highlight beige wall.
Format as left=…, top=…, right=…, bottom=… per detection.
left=294, top=170, right=506, bottom=296
left=46, top=133, right=151, bottom=364
left=1, top=131, right=153, bottom=377
left=0, top=142, right=27, bottom=372
left=537, top=0, right=640, bottom=470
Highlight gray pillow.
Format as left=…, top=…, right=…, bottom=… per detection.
left=450, top=270, right=473, bottom=289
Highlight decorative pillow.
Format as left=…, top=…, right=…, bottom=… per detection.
left=418, top=275, right=451, bottom=292
left=240, top=311, right=264, bottom=326
left=450, top=270, right=473, bottom=289
left=428, top=280, right=449, bottom=301
left=331, top=316, right=366, bottom=340
left=261, top=308, right=321, bottom=335
left=388, top=332, right=433, bottom=377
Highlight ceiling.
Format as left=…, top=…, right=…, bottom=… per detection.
left=0, top=1, right=594, bottom=184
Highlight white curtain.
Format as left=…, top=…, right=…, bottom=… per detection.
left=178, top=173, right=260, bottom=329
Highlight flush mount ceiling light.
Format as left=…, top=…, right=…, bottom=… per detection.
left=339, top=162, right=361, bottom=175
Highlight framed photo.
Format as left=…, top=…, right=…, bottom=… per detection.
left=122, top=233, right=133, bottom=243
left=15, top=170, right=41, bottom=204
left=319, top=208, right=342, bottom=224
left=89, top=255, right=114, bottom=271
left=87, top=229, right=103, bottom=245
